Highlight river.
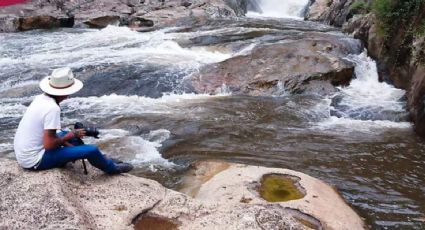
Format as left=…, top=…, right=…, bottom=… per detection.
left=0, top=1, right=424, bottom=229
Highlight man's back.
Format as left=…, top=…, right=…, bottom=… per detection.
left=14, top=94, right=60, bottom=168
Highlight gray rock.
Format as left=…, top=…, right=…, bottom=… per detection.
left=0, top=17, right=19, bottom=32
left=305, top=0, right=356, bottom=27
left=84, top=15, right=121, bottom=28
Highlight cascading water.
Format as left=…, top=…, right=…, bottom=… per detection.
left=1, top=16, right=424, bottom=229
left=247, top=0, right=310, bottom=19
left=314, top=52, right=411, bottom=133
left=0, top=26, right=233, bottom=167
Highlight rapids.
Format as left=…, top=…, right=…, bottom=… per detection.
left=0, top=3, right=424, bottom=230
left=246, top=0, right=309, bottom=19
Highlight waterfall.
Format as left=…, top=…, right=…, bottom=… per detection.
left=247, top=0, right=310, bottom=19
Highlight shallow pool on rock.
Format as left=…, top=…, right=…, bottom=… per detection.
left=258, top=174, right=305, bottom=202
left=133, top=214, right=178, bottom=230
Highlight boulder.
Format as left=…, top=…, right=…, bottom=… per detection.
left=407, top=38, right=425, bottom=135
left=0, top=2, right=73, bottom=32
left=84, top=15, right=121, bottom=28
left=18, top=15, right=74, bottom=31
left=305, top=0, right=356, bottom=27
left=189, top=36, right=361, bottom=96
left=0, top=158, right=366, bottom=229
left=0, top=17, right=19, bottom=32
left=179, top=161, right=366, bottom=230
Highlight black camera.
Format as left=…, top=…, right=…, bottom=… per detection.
left=74, top=122, right=100, bottom=139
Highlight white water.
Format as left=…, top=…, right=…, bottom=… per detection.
left=82, top=128, right=174, bottom=167
left=313, top=52, right=411, bottom=132
left=59, top=93, right=231, bottom=167
left=0, top=26, right=231, bottom=74
left=339, top=52, right=406, bottom=114
left=62, top=92, right=230, bottom=118
left=247, top=0, right=310, bottom=19
left=0, top=26, right=237, bottom=168
left=0, top=25, right=413, bottom=172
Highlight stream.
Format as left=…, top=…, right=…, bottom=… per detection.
left=0, top=1, right=424, bottom=229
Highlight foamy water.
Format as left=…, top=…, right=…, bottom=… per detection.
left=247, top=0, right=310, bottom=19
left=313, top=52, right=410, bottom=131
left=0, top=26, right=231, bottom=71
left=80, top=128, right=174, bottom=167
left=62, top=93, right=230, bottom=117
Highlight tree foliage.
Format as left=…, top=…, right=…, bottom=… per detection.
left=372, top=0, right=425, bottom=37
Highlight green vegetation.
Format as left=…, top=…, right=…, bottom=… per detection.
left=417, top=19, right=425, bottom=36
left=350, top=1, right=371, bottom=14
left=372, top=0, right=425, bottom=38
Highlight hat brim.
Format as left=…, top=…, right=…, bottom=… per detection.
left=39, top=76, right=84, bottom=96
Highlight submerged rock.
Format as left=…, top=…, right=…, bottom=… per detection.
left=0, top=158, right=365, bottom=229
left=189, top=35, right=361, bottom=96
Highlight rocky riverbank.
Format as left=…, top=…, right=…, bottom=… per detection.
left=0, top=159, right=366, bottom=229
left=0, top=0, right=246, bottom=32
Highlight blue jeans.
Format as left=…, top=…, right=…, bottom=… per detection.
left=36, top=131, right=117, bottom=174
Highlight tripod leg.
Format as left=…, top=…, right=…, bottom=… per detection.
left=82, top=159, right=88, bottom=175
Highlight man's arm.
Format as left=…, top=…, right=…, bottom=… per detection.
left=43, top=129, right=85, bottom=150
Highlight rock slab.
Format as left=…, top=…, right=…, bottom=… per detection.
left=0, top=158, right=366, bottom=229
left=189, top=35, right=361, bottom=96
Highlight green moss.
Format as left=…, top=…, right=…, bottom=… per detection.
left=258, top=174, right=305, bottom=202
left=350, top=1, right=371, bottom=14
left=416, top=19, right=425, bottom=36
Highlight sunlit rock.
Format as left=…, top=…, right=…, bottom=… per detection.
left=0, top=158, right=366, bottom=229
left=189, top=36, right=361, bottom=96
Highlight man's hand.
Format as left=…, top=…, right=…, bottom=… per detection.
left=43, top=129, right=86, bottom=150
left=73, top=129, right=86, bottom=138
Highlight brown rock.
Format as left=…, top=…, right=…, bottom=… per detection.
left=189, top=37, right=358, bottom=96
left=84, top=15, right=121, bottom=28
left=0, top=0, right=245, bottom=32
left=19, top=15, right=74, bottom=31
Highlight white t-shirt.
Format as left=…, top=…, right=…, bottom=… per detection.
left=14, top=94, right=61, bottom=168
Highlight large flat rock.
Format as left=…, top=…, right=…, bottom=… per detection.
left=0, top=158, right=366, bottom=229
left=194, top=162, right=366, bottom=230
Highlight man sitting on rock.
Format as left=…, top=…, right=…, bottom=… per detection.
left=13, top=67, right=133, bottom=174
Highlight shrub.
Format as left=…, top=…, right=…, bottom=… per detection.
left=372, top=0, right=425, bottom=37
left=350, top=1, right=371, bottom=14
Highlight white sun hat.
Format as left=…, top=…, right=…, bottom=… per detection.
left=39, top=67, right=83, bottom=96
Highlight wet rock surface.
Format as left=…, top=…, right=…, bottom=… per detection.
left=0, top=158, right=365, bottom=229
left=73, top=64, right=191, bottom=98
left=189, top=35, right=361, bottom=96
left=305, top=0, right=356, bottom=27
left=258, top=174, right=305, bottom=202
